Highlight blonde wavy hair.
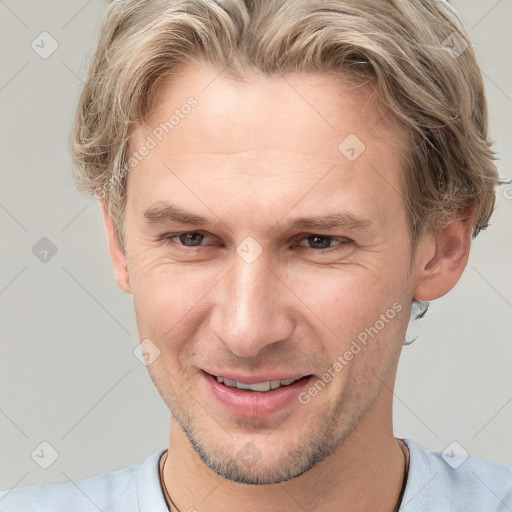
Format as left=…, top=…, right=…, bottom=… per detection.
left=70, top=0, right=505, bottom=253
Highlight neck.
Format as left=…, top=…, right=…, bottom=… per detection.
left=160, top=387, right=408, bottom=512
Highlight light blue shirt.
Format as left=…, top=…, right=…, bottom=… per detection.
left=1, top=439, right=511, bottom=511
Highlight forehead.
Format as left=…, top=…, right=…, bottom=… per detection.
left=126, top=62, right=409, bottom=231
left=140, top=63, right=405, bottom=158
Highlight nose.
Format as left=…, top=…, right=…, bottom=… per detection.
left=210, top=251, right=295, bottom=358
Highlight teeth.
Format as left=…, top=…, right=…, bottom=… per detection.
left=216, top=375, right=302, bottom=392
left=223, top=378, right=237, bottom=387
left=242, top=381, right=271, bottom=392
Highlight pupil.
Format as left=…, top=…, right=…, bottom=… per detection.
left=309, top=235, right=331, bottom=249
left=179, top=233, right=204, bottom=246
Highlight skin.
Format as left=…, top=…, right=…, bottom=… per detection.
left=101, top=62, right=472, bottom=512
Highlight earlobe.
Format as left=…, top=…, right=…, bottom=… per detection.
left=100, top=200, right=132, bottom=294
left=413, top=216, right=473, bottom=302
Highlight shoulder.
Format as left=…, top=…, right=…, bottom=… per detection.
left=0, top=449, right=167, bottom=512
left=401, top=438, right=512, bottom=512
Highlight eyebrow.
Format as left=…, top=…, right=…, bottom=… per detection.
left=283, top=212, right=373, bottom=231
left=143, top=203, right=208, bottom=226
left=143, top=202, right=373, bottom=232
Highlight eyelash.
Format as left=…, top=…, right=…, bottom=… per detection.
left=161, top=231, right=351, bottom=252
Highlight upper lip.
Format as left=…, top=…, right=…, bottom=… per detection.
left=202, top=369, right=311, bottom=384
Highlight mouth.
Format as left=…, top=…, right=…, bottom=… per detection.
left=201, top=370, right=314, bottom=418
left=210, top=373, right=308, bottom=392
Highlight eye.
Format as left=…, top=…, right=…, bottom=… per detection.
left=299, top=235, right=350, bottom=250
left=163, top=231, right=211, bottom=247
left=161, top=232, right=350, bottom=252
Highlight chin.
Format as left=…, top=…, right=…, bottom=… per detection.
left=177, top=408, right=351, bottom=485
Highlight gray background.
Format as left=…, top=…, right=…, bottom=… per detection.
left=1, top=0, right=511, bottom=491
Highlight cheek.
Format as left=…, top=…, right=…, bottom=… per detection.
left=291, top=269, right=379, bottom=328
left=291, top=263, right=406, bottom=353
left=129, top=251, right=220, bottom=341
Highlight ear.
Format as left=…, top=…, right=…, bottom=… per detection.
left=412, top=216, right=473, bottom=301
left=100, top=200, right=132, bottom=294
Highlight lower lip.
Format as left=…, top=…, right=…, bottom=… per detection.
left=201, top=371, right=313, bottom=418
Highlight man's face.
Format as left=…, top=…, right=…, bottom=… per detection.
left=121, top=63, right=415, bottom=484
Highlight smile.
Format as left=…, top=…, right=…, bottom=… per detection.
left=214, top=375, right=303, bottom=392
left=201, top=370, right=314, bottom=418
